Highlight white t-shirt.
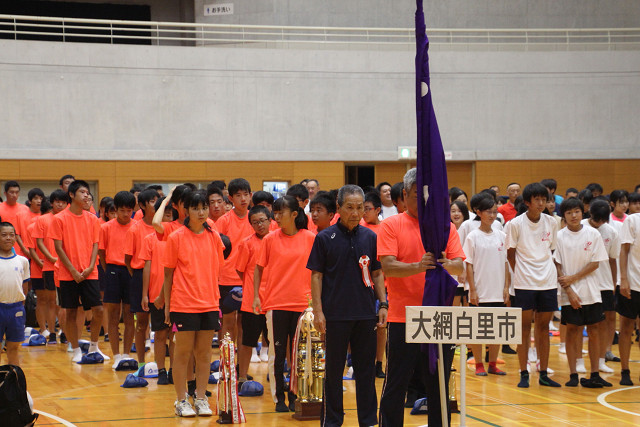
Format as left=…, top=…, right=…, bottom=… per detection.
left=619, top=213, right=640, bottom=292
left=0, top=254, right=29, bottom=304
left=379, top=204, right=398, bottom=221
left=554, top=226, right=608, bottom=306
left=582, top=219, right=620, bottom=292
left=505, top=213, right=558, bottom=291
left=458, top=219, right=503, bottom=246
left=463, top=229, right=507, bottom=303
left=609, top=218, right=624, bottom=285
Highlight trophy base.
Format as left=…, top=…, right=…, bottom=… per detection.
left=292, top=400, right=322, bottom=420
left=217, top=411, right=233, bottom=424
left=449, top=399, right=460, bottom=414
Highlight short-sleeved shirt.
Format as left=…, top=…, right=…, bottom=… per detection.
left=235, top=234, right=268, bottom=313
left=48, top=208, right=100, bottom=281
left=133, top=209, right=144, bottom=221
left=125, top=221, right=156, bottom=269
left=32, top=213, right=57, bottom=272
left=377, top=212, right=466, bottom=323
left=257, top=228, right=316, bottom=312
left=16, top=210, right=39, bottom=239
left=620, top=213, right=640, bottom=292
left=0, top=253, right=30, bottom=303
left=156, top=219, right=183, bottom=242
left=463, top=228, right=507, bottom=303
left=23, top=222, right=44, bottom=279
left=498, top=202, right=517, bottom=223
left=0, top=203, right=30, bottom=255
left=582, top=219, right=620, bottom=292
left=99, top=219, right=134, bottom=266
left=163, top=226, right=225, bottom=313
left=359, top=220, right=381, bottom=235
left=139, top=233, right=166, bottom=302
left=214, top=210, right=254, bottom=287
left=505, top=213, right=558, bottom=291
left=458, top=219, right=503, bottom=246
left=307, top=222, right=381, bottom=321
left=554, top=226, right=608, bottom=306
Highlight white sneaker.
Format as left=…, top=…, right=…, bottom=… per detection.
left=193, top=398, right=213, bottom=416
left=599, top=358, right=614, bottom=373
left=111, top=354, right=123, bottom=370
left=576, top=358, right=587, bottom=373
left=528, top=347, right=537, bottom=363
left=67, top=343, right=73, bottom=353
left=71, top=348, right=82, bottom=363
left=42, top=330, right=51, bottom=338
left=582, top=349, right=588, bottom=354
left=251, top=347, right=261, bottom=363
left=259, top=347, right=269, bottom=363
left=175, top=398, right=196, bottom=417
left=145, top=339, right=151, bottom=350
left=95, top=348, right=111, bottom=361
left=536, top=360, right=554, bottom=374
left=559, top=343, right=566, bottom=354
left=548, top=321, right=558, bottom=331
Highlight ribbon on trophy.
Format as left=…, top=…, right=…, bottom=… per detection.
left=359, top=255, right=373, bottom=289
left=217, top=333, right=246, bottom=423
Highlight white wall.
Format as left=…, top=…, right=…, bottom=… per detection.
left=1, top=39, right=639, bottom=161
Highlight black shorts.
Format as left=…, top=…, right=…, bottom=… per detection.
left=509, top=294, right=515, bottom=307
left=470, top=302, right=506, bottom=308
left=601, top=290, right=615, bottom=312
left=103, top=264, right=131, bottom=305
left=31, top=278, right=45, bottom=291
left=58, top=279, right=102, bottom=310
left=455, top=287, right=468, bottom=298
left=561, top=303, right=604, bottom=326
left=219, top=285, right=240, bottom=314
left=171, top=311, right=220, bottom=332
left=129, top=269, right=144, bottom=313
left=241, top=311, right=267, bottom=347
left=98, top=264, right=106, bottom=292
left=616, top=288, right=640, bottom=320
left=42, top=271, right=56, bottom=291
left=149, top=304, right=169, bottom=332
left=514, top=288, right=558, bottom=312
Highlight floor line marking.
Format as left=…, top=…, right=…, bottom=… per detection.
left=34, top=409, right=77, bottom=427
left=597, top=386, right=640, bottom=417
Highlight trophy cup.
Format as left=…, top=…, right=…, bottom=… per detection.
left=216, top=333, right=246, bottom=424
left=291, top=305, right=325, bottom=420
left=448, top=367, right=459, bottom=414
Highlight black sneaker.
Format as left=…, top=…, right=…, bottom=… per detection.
left=517, top=371, right=530, bottom=388
left=48, top=334, right=57, bottom=345
left=605, top=351, right=620, bottom=362
left=405, top=391, right=418, bottom=408
left=99, top=326, right=105, bottom=337
left=288, top=393, right=297, bottom=412
left=59, top=332, right=67, bottom=344
left=620, top=369, right=634, bottom=386
left=157, top=369, right=169, bottom=385
left=375, top=361, right=386, bottom=378
left=580, top=378, right=603, bottom=388
left=168, top=369, right=174, bottom=384
left=275, top=401, right=289, bottom=412
left=104, top=334, right=109, bottom=342
left=502, top=345, right=517, bottom=355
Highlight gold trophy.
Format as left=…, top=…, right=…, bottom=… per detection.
left=291, top=304, right=325, bottom=420
left=449, top=367, right=459, bottom=414
left=216, top=333, right=245, bottom=424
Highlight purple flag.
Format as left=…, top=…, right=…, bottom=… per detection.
left=415, top=0, right=459, bottom=372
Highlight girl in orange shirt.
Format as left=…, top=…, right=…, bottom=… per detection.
left=253, top=196, right=315, bottom=413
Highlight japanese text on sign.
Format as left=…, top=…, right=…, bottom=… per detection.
left=405, top=306, right=522, bottom=344
left=204, top=3, right=234, bottom=16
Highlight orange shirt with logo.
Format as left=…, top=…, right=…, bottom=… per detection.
left=99, top=219, right=134, bottom=266
left=215, top=210, right=254, bottom=287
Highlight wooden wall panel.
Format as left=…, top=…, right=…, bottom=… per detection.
left=375, top=162, right=413, bottom=186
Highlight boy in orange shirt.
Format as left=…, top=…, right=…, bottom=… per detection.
left=152, top=185, right=190, bottom=240
left=207, top=186, right=226, bottom=223
left=309, top=193, right=336, bottom=234
left=49, top=180, right=105, bottom=363
left=16, top=188, right=44, bottom=258
left=0, top=181, right=30, bottom=256
left=99, top=191, right=137, bottom=369
left=25, top=199, right=51, bottom=336
left=360, top=192, right=382, bottom=234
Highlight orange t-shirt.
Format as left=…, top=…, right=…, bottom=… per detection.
left=377, top=212, right=466, bottom=323
left=139, top=233, right=166, bottom=302
left=99, top=219, right=134, bottom=266
left=133, top=209, right=143, bottom=221
left=498, top=202, right=517, bottom=223
left=125, top=221, right=156, bottom=269
left=235, top=234, right=269, bottom=313
left=306, top=213, right=318, bottom=234
left=48, top=208, right=100, bottom=281
left=157, top=219, right=182, bottom=241
left=16, top=210, right=39, bottom=237
left=0, top=202, right=30, bottom=255
left=163, top=226, right=225, bottom=313
left=32, top=213, right=57, bottom=272
left=269, top=220, right=279, bottom=231
left=257, top=228, right=316, bottom=312
left=360, top=219, right=382, bottom=234
left=330, top=214, right=340, bottom=225
left=24, top=222, right=43, bottom=279
left=215, top=210, right=254, bottom=287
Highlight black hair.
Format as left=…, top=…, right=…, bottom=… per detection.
left=448, top=187, right=467, bottom=203
left=208, top=180, right=226, bottom=191
left=129, top=184, right=144, bottom=194
left=223, top=196, right=232, bottom=205
left=228, top=178, right=251, bottom=196
left=170, top=185, right=190, bottom=208
left=586, top=183, right=604, bottom=194
left=183, top=190, right=213, bottom=233
left=480, top=188, right=499, bottom=204
left=50, top=189, right=69, bottom=204
left=59, top=175, right=75, bottom=186
left=391, top=182, right=404, bottom=203
left=450, top=201, right=470, bottom=222
left=469, top=192, right=492, bottom=212
left=145, top=184, right=163, bottom=192
left=376, top=182, right=391, bottom=193
left=299, top=179, right=309, bottom=186
left=68, top=180, right=90, bottom=199
left=578, top=188, right=593, bottom=205
left=206, top=186, right=224, bottom=199
left=137, top=189, right=160, bottom=215
left=515, top=196, right=527, bottom=216
left=155, top=196, right=178, bottom=221
left=99, top=196, right=113, bottom=209
left=0, top=221, right=15, bottom=232
left=114, top=191, right=137, bottom=209
left=183, top=182, right=198, bottom=192
left=286, top=184, right=309, bottom=201
left=522, top=183, right=549, bottom=203
left=40, top=199, right=52, bottom=215
left=565, top=187, right=579, bottom=196
left=27, top=188, right=45, bottom=201
left=102, top=200, right=115, bottom=222
left=609, top=189, right=629, bottom=206
left=248, top=205, right=271, bottom=224
left=560, top=197, right=584, bottom=217
left=273, top=195, right=308, bottom=230
left=219, top=233, right=232, bottom=259
left=310, top=194, right=337, bottom=214
left=472, top=196, right=497, bottom=221
left=589, top=200, right=611, bottom=223
left=628, top=192, right=640, bottom=204
left=540, top=179, right=557, bottom=192
left=364, top=192, right=382, bottom=210
left=252, top=191, right=274, bottom=206
left=4, top=180, right=19, bottom=192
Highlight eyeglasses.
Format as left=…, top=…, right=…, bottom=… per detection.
left=251, top=219, right=270, bottom=226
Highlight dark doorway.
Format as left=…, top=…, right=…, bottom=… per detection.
left=345, top=165, right=375, bottom=189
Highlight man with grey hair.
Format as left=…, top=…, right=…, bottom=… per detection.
left=307, top=184, right=387, bottom=426
left=303, top=179, right=320, bottom=214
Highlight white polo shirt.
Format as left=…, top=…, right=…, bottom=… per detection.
left=0, top=253, right=29, bottom=304
left=620, top=213, right=640, bottom=292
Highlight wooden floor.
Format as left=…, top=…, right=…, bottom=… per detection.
left=17, top=323, right=640, bottom=426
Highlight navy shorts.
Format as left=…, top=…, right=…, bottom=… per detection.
left=129, top=268, right=144, bottom=313
left=514, top=288, right=558, bottom=312
left=561, top=303, right=604, bottom=326
left=30, top=278, right=45, bottom=291
left=149, top=304, right=169, bottom=332
left=171, top=311, right=220, bottom=332
left=42, top=271, right=57, bottom=291
left=0, top=302, right=26, bottom=343
left=103, top=264, right=131, bottom=305
left=241, top=311, right=267, bottom=347
left=59, top=279, right=102, bottom=310
left=616, top=288, right=640, bottom=320
left=600, top=290, right=615, bottom=312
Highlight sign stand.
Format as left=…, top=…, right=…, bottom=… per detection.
left=460, top=343, right=466, bottom=427
left=437, top=343, right=448, bottom=427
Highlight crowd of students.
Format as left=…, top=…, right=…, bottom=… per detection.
left=0, top=173, right=639, bottom=423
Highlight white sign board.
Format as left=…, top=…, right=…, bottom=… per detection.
left=204, top=3, right=234, bottom=16
left=405, top=306, right=521, bottom=344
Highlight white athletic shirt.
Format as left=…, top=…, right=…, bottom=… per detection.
left=505, top=213, right=558, bottom=291
left=458, top=218, right=503, bottom=246
left=620, top=213, right=640, bottom=292
left=463, top=229, right=507, bottom=303
left=582, top=219, right=620, bottom=292
left=554, top=226, right=608, bottom=306
left=379, top=204, right=398, bottom=221
left=0, top=253, right=29, bottom=304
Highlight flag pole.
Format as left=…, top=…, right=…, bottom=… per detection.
left=437, top=343, right=449, bottom=427
left=460, top=343, right=466, bottom=426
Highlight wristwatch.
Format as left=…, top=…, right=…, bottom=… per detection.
left=378, top=301, right=389, bottom=310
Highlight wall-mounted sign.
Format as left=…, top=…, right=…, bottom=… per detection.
left=204, top=3, right=234, bottom=16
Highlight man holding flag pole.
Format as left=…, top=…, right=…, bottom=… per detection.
left=378, top=1, right=465, bottom=426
